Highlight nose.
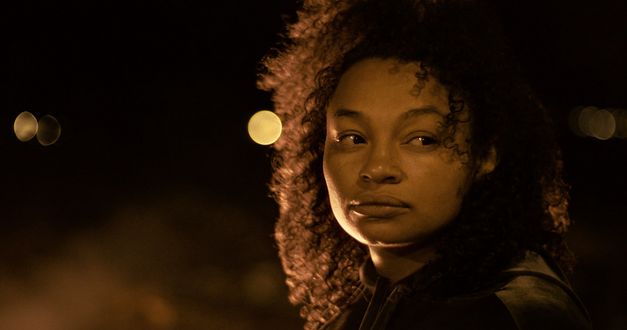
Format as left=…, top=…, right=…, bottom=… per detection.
left=359, top=147, right=402, bottom=184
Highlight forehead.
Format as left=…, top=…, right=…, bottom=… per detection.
left=328, top=58, right=450, bottom=117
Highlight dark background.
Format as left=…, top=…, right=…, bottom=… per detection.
left=0, top=0, right=625, bottom=329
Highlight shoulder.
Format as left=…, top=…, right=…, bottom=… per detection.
left=402, top=292, right=518, bottom=329
left=493, top=252, right=592, bottom=330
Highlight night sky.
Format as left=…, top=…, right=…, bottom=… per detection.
left=1, top=0, right=626, bottom=328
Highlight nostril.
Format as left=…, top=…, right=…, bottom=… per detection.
left=360, top=171, right=401, bottom=184
left=383, top=175, right=400, bottom=184
left=360, top=162, right=403, bottom=184
left=360, top=173, right=372, bottom=182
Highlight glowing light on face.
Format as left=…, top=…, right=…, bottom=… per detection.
left=36, top=115, right=62, bottom=146
left=247, top=110, right=282, bottom=145
left=14, top=111, right=38, bottom=142
left=322, top=58, right=491, bottom=247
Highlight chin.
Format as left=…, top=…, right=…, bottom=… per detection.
left=355, top=229, right=430, bottom=248
left=353, top=223, right=442, bottom=249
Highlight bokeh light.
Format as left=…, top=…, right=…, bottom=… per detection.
left=577, top=106, right=598, bottom=138
left=139, top=293, right=177, bottom=328
left=242, top=261, right=283, bottom=305
left=570, top=106, right=626, bottom=140
left=611, top=108, right=627, bottom=138
left=568, top=106, right=586, bottom=137
left=247, top=110, right=282, bottom=145
left=13, top=111, right=38, bottom=142
left=589, top=109, right=615, bottom=140
left=36, top=115, right=62, bottom=146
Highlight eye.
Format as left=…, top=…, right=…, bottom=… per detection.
left=336, top=133, right=366, bottom=145
left=406, top=135, right=438, bottom=146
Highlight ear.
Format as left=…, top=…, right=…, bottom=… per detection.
left=476, top=146, right=497, bottom=178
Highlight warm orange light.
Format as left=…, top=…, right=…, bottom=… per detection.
left=14, top=111, right=38, bottom=142
left=577, top=106, right=597, bottom=138
left=242, top=261, right=282, bottom=305
left=140, top=294, right=177, bottom=327
left=247, top=110, right=282, bottom=145
left=36, top=115, right=62, bottom=146
left=588, top=109, right=615, bottom=140
left=571, top=106, right=622, bottom=140
left=568, top=106, right=585, bottom=137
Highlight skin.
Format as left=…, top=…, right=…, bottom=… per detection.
left=322, top=58, right=496, bottom=282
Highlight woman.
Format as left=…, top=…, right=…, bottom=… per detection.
left=258, top=0, right=591, bottom=329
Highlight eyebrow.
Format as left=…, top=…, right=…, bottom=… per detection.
left=400, top=106, right=445, bottom=121
left=332, top=106, right=445, bottom=120
left=333, top=108, right=362, bottom=118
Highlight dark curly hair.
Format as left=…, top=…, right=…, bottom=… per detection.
left=258, top=0, right=573, bottom=328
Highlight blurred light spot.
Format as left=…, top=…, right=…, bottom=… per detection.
left=36, top=115, right=62, bottom=146
left=242, top=261, right=282, bottom=305
left=611, top=108, right=627, bottom=138
left=577, top=106, right=598, bottom=137
left=570, top=106, right=626, bottom=140
left=14, top=111, right=38, bottom=142
left=247, top=110, right=282, bottom=145
left=140, top=294, right=177, bottom=328
left=568, top=106, right=585, bottom=137
left=589, top=109, right=615, bottom=140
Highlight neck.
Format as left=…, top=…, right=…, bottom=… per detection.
left=368, top=244, right=437, bottom=284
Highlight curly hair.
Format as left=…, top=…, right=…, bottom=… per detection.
left=258, top=0, right=573, bottom=328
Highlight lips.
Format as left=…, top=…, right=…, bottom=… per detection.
left=349, top=195, right=410, bottom=219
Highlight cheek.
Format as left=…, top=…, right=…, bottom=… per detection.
left=409, top=157, right=470, bottom=214
left=323, top=149, right=368, bottom=242
left=322, top=148, right=358, bottom=211
left=323, top=153, right=343, bottom=226
left=427, top=164, right=470, bottom=217
left=323, top=149, right=346, bottom=197
left=438, top=164, right=470, bottom=195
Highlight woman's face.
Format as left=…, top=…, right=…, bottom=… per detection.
left=323, top=58, right=479, bottom=248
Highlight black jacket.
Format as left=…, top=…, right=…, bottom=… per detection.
left=321, top=251, right=591, bottom=330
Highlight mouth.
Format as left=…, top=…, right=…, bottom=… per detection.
left=349, top=195, right=410, bottom=219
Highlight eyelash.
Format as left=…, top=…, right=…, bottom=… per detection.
left=334, top=133, right=438, bottom=147
left=335, top=133, right=366, bottom=145
left=406, top=135, right=438, bottom=146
